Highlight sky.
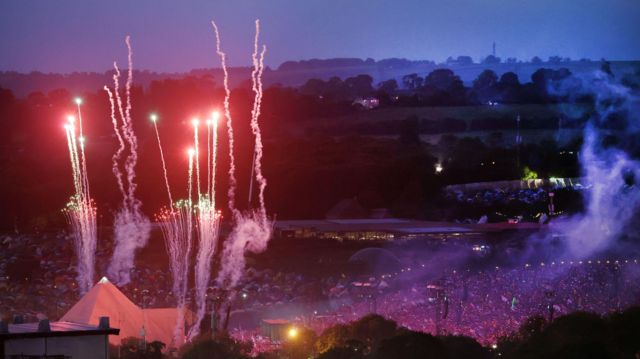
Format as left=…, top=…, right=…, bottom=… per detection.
left=0, top=0, right=639, bottom=73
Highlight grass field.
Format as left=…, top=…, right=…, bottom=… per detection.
left=307, top=103, right=591, bottom=146
left=327, top=103, right=591, bottom=125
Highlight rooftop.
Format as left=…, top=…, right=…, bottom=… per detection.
left=1, top=321, right=119, bottom=340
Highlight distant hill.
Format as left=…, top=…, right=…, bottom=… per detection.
left=1, top=58, right=638, bottom=97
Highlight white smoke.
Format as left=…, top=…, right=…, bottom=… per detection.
left=215, top=20, right=272, bottom=293
left=560, top=128, right=640, bottom=258
left=106, top=36, right=151, bottom=286
left=555, top=67, right=640, bottom=258
left=217, top=211, right=272, bottom=290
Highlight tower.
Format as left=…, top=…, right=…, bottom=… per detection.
left=492, top=41, right=496, bottom=57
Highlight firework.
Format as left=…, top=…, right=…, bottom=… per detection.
left=62, top=107, right=98, bottom=294
left=216, top=19, right=272, bottom=298
left=106, top=36, right=151, bottom=286
left=188, top=112, right=222, bottom=341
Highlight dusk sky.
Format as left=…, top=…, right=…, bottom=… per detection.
left=1, top=0, right=639, bottom=73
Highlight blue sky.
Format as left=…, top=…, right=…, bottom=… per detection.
left=1, top=0, right=638, bottom=72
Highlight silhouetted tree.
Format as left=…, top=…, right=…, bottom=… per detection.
left=440, top=335, right=490, bottom=359
left=377, top=79, right=398, bottom=93
left=373, top=331, right=447, bottom=359
left=482, top=55, right=501, bottom=64
left=402, top=73, right=423, bottom=90
left=472, top=69, right=499, bottom=103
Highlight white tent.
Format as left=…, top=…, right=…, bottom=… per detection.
left=61, top=277, right=192, bottom=347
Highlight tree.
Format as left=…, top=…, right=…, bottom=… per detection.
left=402, top=73, right=423, bottom=90
left=531, top=56, right=543, bottom=64
left=499, top=72, right=520, bottom=88
left=548, top=55, right=563, bottom=64
left=482, top=55, right=501, bottom=64
left=608, top=307, right=640, bottom=359
left=315, top=324, right=351, bottom=354
left=423, top=69, right=467, bottom=105
left=377, top=79, right=398, bottom=93
left=446, top=56, right=473, bottom=66
left=147, top=341, right=165, bottom=359
left=440, top=335, right=490, bottom=359
left=315, top=315, right=400, bottom=355
left=181, top=336, right=252, bottom=359
left=424, top=69, right=462, bottom=92
left=456, top=55, right=474, bottom=65
left=350, top=314, right=399, bottom=350
left=472, top=70, right=499, bottom=103
left=373, top=331, right=447, bottom=359
left=280, top=327, right=318, bottom=359
left=300, top=78, right=326, bottom=96
left=317, top=346, right=365, bottom=359
left=498, top=72, right=521, bottom=103
left=344, top=74, right=374, bottom=98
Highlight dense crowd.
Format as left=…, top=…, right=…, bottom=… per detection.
left=305, top=258, right=640, bottom=345
left=2, top=232, right=640, bottom=351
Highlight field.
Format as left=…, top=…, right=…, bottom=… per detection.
left=306, top=103, right=591, bottom=146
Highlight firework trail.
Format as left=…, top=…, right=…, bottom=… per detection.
left=216, top=19, right=272, bottom=296
left=192, top=119, right=202, bottom=197
left=188, top=112, right=223, bottom=341
left=210, top=112, right=220, bottom=203
left=104, top=87, right=126, bottom=198
left=150, top=116, right=194, bottom=346
left=212, top=21, right=238, bottom=215
left=63, top=113, right=98, bottom=294
left=156, top=201, right=193, bottom=347
left=250, top=19, right=268, bottom=216
left=75, top=100, right=91, bottom=206
left=151, top=114, right=173, bottom=207
left=106, top=36, right=151, bottom=286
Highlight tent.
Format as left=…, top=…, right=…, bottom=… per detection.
left=61, top=277, right=192, bottom=347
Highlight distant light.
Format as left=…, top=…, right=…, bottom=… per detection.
left=435, top=163, right=443, bottom=173
left=241, top=292, right=248, bottom=299
left=74, top=97, right=83, bottom=105
left=492, top=344, right=498, bottom=350
left=150, top=113, right=158, bottom=122
left=288, top=327, right=299, bottom=339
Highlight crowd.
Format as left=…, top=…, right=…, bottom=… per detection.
left=446, top=188, right=550, bottom=207
left=2, top=232, right=640, bottom=351
left=304, top=258, right=640, bottom=345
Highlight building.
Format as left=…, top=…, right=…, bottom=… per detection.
left=61, top=277, right=193, bottom=348
left=1, top=318, right=119, bottom=359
